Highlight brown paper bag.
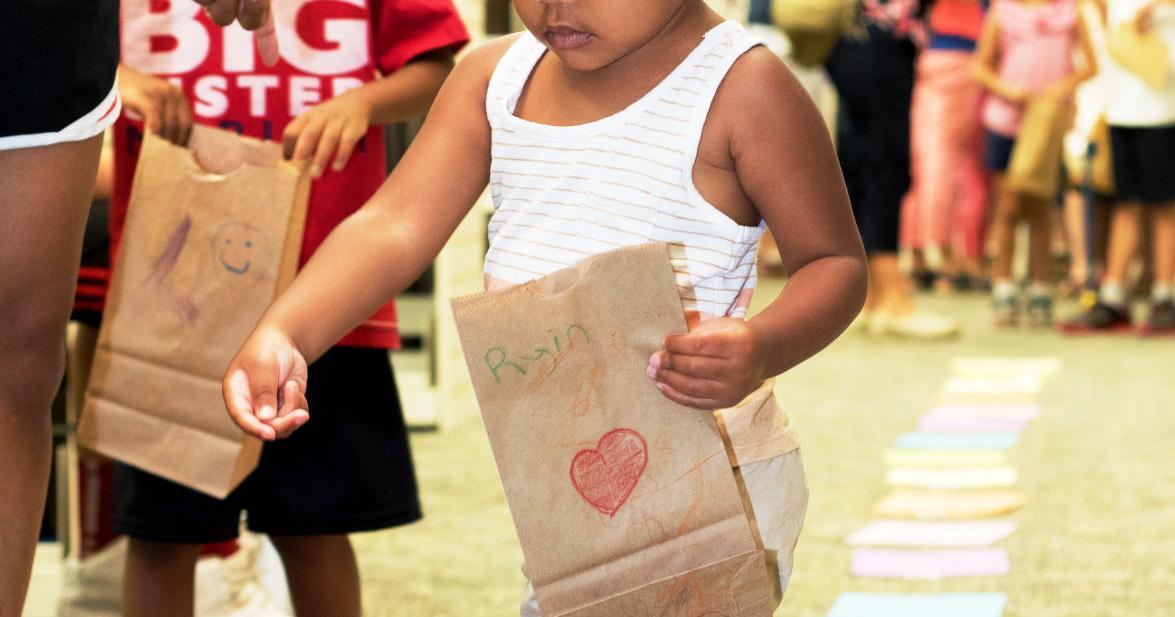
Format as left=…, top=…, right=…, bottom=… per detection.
left=78, top=126, right=309, bottom=498
left=1006, top=97, right=1070, bottom=199
left=452, top=243, right=774, bottom=617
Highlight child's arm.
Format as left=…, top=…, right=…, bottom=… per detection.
left=222, top=39, right=513, bottom=440
left=648, top=48, right=868, bottom=410
left=971, top=10, right=1028, bottom=103
left=1045, top=12, right=1099, bottom=99
left=282, top=50, right=455, bottom=178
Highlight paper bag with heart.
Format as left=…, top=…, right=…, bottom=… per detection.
left=452, top=243, right=774, bottom=616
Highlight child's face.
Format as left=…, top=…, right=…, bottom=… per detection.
left=513, top=0, right=694, bottom=71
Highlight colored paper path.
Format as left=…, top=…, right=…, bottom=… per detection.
left=851, top=547, right=1011, bottom=579
left=827, top=592, right=1008, bottom=617
left=927, top=404, right=1041, bottom=421
left=918, top=414, right=1030, bottom=433
left=846, top=519, right=1017, bottom=547
left=884, top=449, right=1008, bottom=468
left=886, top=467, right=1019, bottom=490
left=873, top=489, right=1027, bottom=520
left=896, top=432, right=1020, bottom=451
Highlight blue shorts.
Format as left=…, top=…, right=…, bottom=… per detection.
left=984, top=131, right=1016, bottom=173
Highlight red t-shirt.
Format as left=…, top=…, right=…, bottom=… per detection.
left=111, top=0, right=469, bottom=348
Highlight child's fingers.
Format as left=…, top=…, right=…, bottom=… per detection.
left=236, top=0, right=269, bottom=30
left=663, top=331, right=727, bottom=359
left=162, top=96, right=183, bottom=145
left=204, top=0, right=240, bottom=26
left=277, top=379, right=309, bottom=419
left=266, top=410, right=310, bottom=439
left=281, top=117, right=305, bottom=161
left=177, top=99, right=194, bottom=146
left=310, top=120, right=344, bottom=178
left=253, top=6, right=279, bottom=67
left=224, top=368, right=278, bottom=441
left=291, top=119, right=325, bottom=168
left=649, top=367, right=725, bottom=403
left=331, top=127, right=363, bottom=172
left=648, top=351, right=725, bottom=379
left=653, top=381, right=721, bottom=411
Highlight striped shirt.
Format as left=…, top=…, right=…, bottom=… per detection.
left=484, top=20, right=764, bottom=323
left=483, top=21, right=800, bottom=464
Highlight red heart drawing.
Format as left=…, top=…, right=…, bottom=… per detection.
left=570, top=428, right=649, bottom=517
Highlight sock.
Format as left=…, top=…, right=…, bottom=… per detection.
left=993, top=279, right=1017, bottom=300
left=1028, top=282, right=1052, bottom=299
left=1152, top=283, right=1173, bottom=304
left=1100, top=281, right=1126, bottom=307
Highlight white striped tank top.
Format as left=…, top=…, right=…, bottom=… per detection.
left=484, top=21, right=764, bottom=323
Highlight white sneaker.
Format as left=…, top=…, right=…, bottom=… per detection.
left=871, top=310, right=961, bottom=340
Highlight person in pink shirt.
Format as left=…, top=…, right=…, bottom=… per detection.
left=974, top=0, right=1096, bottom=326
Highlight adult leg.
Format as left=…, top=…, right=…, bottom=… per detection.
left=0, top=135, right=101, bottom=616
left=122, top=540, right=202, bottom=617
left=270, top=534, right=362, bottom=617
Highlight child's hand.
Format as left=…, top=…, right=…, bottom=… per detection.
left=223, top=325, right=310, bottom=441
left=647, top=318, right=767, bottom=410
left=282, top=90, right=372, bottom=178
left=1135, top=2, right=1156, bottom=32
left=118, top=66, right=193, bottom=146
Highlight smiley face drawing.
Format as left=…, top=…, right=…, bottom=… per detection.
left=211, top=222, right=266, bottom=283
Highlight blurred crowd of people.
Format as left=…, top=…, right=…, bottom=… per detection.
left=752, top=0, right=1175, bottom=338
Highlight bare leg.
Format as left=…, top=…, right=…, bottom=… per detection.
left=1062, top=190, right=1088, bottom=289
left=1103, top=203, right=1145, bottom=289
left=271, top=534, right=362, bottom=617
left=988, top=178, right=1023, bottom=283
left=1152, top=205, right=1175, bottom=286
left=122, top=539, right=201, bottom=617
left=869, top=254, right=916, bottom=315
left=1025, top=197, right=1053, bottom=285
left=0, top=135, right=101, bottom=616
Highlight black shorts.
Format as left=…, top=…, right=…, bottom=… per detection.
left=984, top=131, right=1016, bottom=173
left=1110, top=124, right=1175, bottom=204
left=0, top=0, right=119, bottom=149
left=113, top=347, right=422, bottom=543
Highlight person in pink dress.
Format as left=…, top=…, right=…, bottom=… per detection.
left=901, top=0, right=989, bottom=292
left=974, top=0, right=1097, bottom=326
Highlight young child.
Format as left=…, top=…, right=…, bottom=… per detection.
left=223, top=0, right=867, bottom=613
left=1062, top=0, right=1175, bottom=334
left=108, top=2, right=468, bottom=615
left=973, top=0, right=1097, bottom=327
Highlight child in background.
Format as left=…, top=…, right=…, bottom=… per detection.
left=1062, top=0, right=1175, bottom=334
left=222, top=0, right=866, bottom=613
left=974, top=0, right=1097, bottom=327
left=108, top=2, right=468, bottom=615
left=902, top=0, right=989, bottom=293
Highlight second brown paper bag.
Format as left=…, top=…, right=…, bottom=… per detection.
left=79, top=126, right=309, bottom=499
left=452, top=242, right=774, bottom=616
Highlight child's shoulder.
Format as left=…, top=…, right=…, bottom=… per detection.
left=448, top=33, right=527, bottom=86
left=708, top=45, right=818, bottom=141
